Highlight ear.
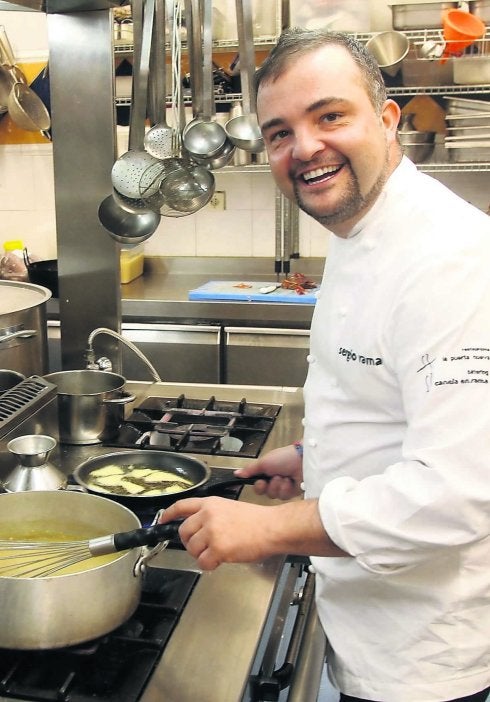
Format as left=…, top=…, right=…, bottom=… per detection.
left=381, top=99, right=401, bottom=141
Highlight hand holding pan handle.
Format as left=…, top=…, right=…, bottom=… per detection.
left=89, top=474, right=271, bottom=555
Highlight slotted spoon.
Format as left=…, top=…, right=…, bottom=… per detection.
left=144, top=0, right=175, bottom=159
left=111, top=0, right=161, bottom=200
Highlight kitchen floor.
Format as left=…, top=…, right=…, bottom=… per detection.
left=317, top=666, right=339, bottom=701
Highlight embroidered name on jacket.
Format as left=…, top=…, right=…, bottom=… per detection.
left=338, top=347, right=383, bottom=366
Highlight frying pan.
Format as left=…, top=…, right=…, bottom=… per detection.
left=73, top=450, right=267, bottom=508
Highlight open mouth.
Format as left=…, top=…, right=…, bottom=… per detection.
left=301, top=164, right=343, bottom=185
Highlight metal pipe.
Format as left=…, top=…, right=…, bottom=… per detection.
left=86, top=327, right=162, bottom=382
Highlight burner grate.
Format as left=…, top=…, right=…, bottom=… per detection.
left=104, top=395, right=281, bottom=459
left=0, top=568, right=199, bottom=702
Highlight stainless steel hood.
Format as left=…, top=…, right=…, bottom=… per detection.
left=0, top=0, right=128, bottom=11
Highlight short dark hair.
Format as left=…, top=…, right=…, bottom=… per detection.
left=254, top=28, right=387, bottom=114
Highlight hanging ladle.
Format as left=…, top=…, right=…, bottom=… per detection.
left=111, top=0, right=162, bottom=201
left=0, top=64, right=14, bottom=112
left=188, top=0, right=235, bottom=169
left=183, top=0, right=232, bottom=163
left=0, top=26, right=27, bottom=85
left=143, top=0, right=175, bottom=159
left=7, top=81, right=51, bottom=136
left=142, top=0, right=215, bottom=216
left=98, top=0, right=160, bottom=243
left=225, top=0, right=264, bottom=153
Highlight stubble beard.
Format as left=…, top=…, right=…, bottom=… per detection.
left=293, top=156, right=390, bottom=229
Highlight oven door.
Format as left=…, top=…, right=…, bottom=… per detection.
left=246, top=560, right=327, bottom=702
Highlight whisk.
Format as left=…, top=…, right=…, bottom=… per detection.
left=0, top=522, right=181, bottom=578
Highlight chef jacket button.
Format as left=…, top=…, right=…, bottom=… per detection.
left=306, top=354, right=316, bottom=364
left=301, top=417, right=307, bottom=427
left=307, top=437, right=317, bottom=448
left=339, top=306, right=348, bottom=317
left=300, top=481, right=305, bottom=492
left=331, top=378, right=338, bottom=387
left=308, top=564, right=317, bottom=574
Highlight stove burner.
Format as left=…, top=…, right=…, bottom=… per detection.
left=0, top=568, right=199, bottom=702
left=104, top=395, right=281, bottom=458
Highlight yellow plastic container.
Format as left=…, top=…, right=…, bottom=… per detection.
left=120, top=245, right=144, bottom=284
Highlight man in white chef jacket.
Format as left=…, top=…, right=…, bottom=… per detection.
left=160, top=29, right=490, bottom=702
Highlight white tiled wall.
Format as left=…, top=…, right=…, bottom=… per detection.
left=0, top=6, right=488, bottom=262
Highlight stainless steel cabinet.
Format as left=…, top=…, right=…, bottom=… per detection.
left=121, top=323, right=221, bottom=384
left=224, top=326, right=310, bottom=387
left=47, top=320, right=62, bottom=372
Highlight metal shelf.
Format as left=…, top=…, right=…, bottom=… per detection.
left=418, top=161, right=490, bottom=172
left=115, top=26, right=490, bottom=175
left=387, top=84, right=490, bottom=96
left=209, top=162, right=490, bottom=174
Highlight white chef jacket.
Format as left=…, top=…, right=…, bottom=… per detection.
left=303, top=157, right=490, bottom=702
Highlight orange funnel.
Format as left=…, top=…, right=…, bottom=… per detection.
left=442, top=9, right=486, bottom=57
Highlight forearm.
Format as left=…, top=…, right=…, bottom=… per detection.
left=265, top=498, right=349, bottom=558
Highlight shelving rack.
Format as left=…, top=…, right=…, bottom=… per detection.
left=114, top=27, right=490, bottom=173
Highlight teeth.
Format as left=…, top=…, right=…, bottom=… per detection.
left=303, top=165, right=340, bottom=181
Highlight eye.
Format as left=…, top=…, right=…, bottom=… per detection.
left=269, top=128, right=290, bottom=144
left=321, top=112, right=341, bottom=123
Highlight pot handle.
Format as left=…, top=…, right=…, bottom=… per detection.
left=0, top=328, right=38, bottom=344
left=102, top=392, right=136, bottom=405
left=133, top=509, right=178, bottom=576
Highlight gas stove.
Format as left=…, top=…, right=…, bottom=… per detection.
left=103, top=393, right=282, bottom=459
left=0, top=568, right=199, bottom=702
left=0, top=381, right=325, bottom=702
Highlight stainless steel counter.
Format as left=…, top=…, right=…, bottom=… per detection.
left=0, top=380, right=327, bottom=702
left=48, top=257, right=323, bottom=329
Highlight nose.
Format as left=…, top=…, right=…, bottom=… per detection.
left=291, top=126, right=325, bottom=162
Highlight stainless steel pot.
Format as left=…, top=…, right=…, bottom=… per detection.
left=0, top=490, right=143, bottom=649
left=43, top=370, right=135, bottom=445
left=0, top=280, right=51, bottom=376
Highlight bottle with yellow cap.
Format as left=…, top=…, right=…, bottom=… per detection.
left=0, top=240, right=28, bottom=281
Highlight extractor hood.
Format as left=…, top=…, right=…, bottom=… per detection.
left=0, top=0, right=128, bottom=11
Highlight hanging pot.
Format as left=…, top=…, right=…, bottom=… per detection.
left=0, top=280, right=51, bottom=376
left=23, top=249, right=58, bottom=298
left=43, top=370, right=135, bottom=445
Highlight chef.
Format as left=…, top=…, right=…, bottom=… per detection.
left=160, top=28, right=490, bottom=702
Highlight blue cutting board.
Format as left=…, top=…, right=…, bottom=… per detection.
left=188, top=281, right=318, bottom=304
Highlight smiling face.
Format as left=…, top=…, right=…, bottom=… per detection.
left=257, top=44, right=401, bottom=237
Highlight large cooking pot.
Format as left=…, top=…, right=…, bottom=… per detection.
left=44, top=370, right=135, bottom=445
left=73, top=450, right=266, bottom=509
left=0, top=490, right=144, bottom=650
left=0, top=280, right=51, bottom=376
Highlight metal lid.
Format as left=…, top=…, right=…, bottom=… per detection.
left=0, top=280, right=51, bottom=315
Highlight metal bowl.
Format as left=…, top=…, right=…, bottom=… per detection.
left=401, top=141, right=435, bottom=163
left=399, top=129, right=436, bottom=145
left=365, top=31, right=410, bottom=77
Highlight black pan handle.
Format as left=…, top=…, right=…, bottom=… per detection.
left=112, top=521, right=182, bottom=551
left=193, top=472, right=271, bottom=496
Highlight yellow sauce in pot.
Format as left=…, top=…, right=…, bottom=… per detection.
left=0, top=520, right=128, bottom=578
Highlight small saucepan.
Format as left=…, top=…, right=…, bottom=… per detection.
left=44, top=370, right=135, bottom=445
left=73, top=450, right=266, bottom=509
